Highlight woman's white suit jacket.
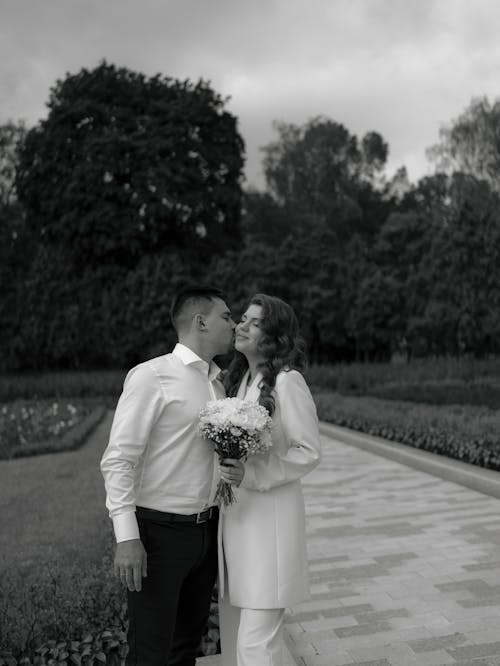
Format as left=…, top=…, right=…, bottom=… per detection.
left=218, top=368, right=321, bottom=609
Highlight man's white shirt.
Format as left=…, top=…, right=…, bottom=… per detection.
left=100, top=343, right=223, bottom=543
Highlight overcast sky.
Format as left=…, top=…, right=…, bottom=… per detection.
left=1, top=0, right=500, bottom=188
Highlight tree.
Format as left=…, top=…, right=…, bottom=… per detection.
left=396, top=173, right=454, bottom=356
left=207, top=218, right=359, bottom=363
left=0, top=120, right=32, bottom=369
left=0, top=120, right=28, bottom=267
left=16, top=61, right=245, bottom=268
left=261, top=117, right=389, bottom=242
left=0, top=120, right=26, bottom=207
left=427, top=96, right=500, bottom=193
left=368, top=210, right=434, bottom=358
left=385, top=166, right=411, bottom=202
left=3, top=62, right=245, bottom=370
left=401, top=173, right=451, bottom=224
left=422, top=174, right=500, bottom=355
left=8, top=248, right=199, bottom=370
left=348, top=269, right=403, bottom=361
left=240, top=188, right=293, bottom=246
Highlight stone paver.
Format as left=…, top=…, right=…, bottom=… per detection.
left=284, top=430, right=500, bottom=665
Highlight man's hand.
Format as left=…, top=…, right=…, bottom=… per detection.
left=220, top=458, right=245, bottom=487
left=114, top=538, right=147, bottom=592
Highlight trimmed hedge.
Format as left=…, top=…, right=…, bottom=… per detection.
left=306, top=358, right=500, bottom=395
left=368, top=380, right=500, bottom=410
left=0, top=373, right=125, bottom=403
left=314, top=392, right=500, bottom=472
left=10, top=405, right=107, bottom=459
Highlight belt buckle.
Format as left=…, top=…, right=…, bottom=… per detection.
left=196, top=506, right=214, bottom=525
left=196, top=507, right=212, bottom=524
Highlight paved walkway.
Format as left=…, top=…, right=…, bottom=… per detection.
left=42, top=413, right=498, bottom=666
left=283, top=426, right=500, bottom=666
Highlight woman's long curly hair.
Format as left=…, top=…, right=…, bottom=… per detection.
left=223, top=293, right=307, bottom=416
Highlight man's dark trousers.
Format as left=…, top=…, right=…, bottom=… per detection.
left=126, top=507, right=218, bottom=666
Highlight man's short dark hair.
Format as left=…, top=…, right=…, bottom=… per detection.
left=170, top=285, right=226, bottom=332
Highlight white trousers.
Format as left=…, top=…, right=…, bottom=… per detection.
left=219, top=593, right=286, bottom=666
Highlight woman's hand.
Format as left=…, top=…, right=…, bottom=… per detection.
left=220, top=458, right=245, bottom=486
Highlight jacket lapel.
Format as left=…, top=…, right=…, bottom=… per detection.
left=239, top=371, right=263, bottom=403
left=236, top=370, right=250, bottom=400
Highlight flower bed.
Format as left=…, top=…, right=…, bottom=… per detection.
left=314, top=391, right=500, bottom=472
left=0, top=400, right=106, bottom=460
left=0, top=549, right=219, bottom=665
left=0, top=548, right=125, bottom=664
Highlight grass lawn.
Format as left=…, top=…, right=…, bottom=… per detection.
left=0, top=411, right=114, bottom=574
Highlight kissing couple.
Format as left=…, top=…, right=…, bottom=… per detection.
left=101, top=285, right=321, bottom=665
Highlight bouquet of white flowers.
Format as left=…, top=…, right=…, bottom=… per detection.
left=199, top=397, right=273, bottom=506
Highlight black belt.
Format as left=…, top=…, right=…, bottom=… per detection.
left=136, top=506, right=218, bottom=524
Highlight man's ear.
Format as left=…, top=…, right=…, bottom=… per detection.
left=194, top=314, right=206, bottom=330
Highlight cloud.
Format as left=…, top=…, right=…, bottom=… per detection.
left=1, top=0, right=500, bottom=187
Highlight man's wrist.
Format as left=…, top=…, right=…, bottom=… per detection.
left=113, top=511, right=140, bottom=542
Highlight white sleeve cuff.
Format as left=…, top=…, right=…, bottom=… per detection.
left=112, top=511, right=140, bottom=542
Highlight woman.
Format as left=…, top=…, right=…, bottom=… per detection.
left=218, top=293, right=322, bottom=666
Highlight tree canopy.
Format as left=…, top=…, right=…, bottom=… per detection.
left=16, top=61, right=245, bottom=268
left=261, top=117, right=389, bottom=242
left=3, top=86, right=500, bottom=369
left=427, top=96, right=500, bottom=193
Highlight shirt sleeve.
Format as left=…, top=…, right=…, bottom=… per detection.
left=100, top=363, right=165, bottom=542
left=240, top=370, right=321, bottom=492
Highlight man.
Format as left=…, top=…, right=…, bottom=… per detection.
left=101, top=286, right=236, bottom=665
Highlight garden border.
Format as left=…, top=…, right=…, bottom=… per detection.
left=8, top=404, right=107, bottom=459
left=320, top=421, right=500, bottom=500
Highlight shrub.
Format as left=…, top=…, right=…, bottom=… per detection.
left=0, top=548, right=126, bottom=659
left=369, top=380, right=500, bottom=409
left=0, top=550, right=220, bottom=664
left=0, top=372, right=125, bottom=403
left=200, top=590, right=221, bottom=657
left=0, top=401, right=107, bottom=460
left=314, top=391, right=500, bottom=471
left=0, top=629, right=128, bottom=666
left=306, top=357, right=500, bottom=395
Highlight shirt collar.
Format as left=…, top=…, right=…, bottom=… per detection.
left=172, top=343, right=221, bottom=382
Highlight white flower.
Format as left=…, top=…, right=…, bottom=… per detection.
left=198, top=397, right=273, bottom=459
left=231, top=412, right=250, bottom=428
left=198, top=397, right=273, bottom=507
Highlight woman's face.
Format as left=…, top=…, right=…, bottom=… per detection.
left=234, top=304, right=265, bottom=359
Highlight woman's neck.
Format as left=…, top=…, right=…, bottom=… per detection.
left=246, top=357, right=263, bottom=383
